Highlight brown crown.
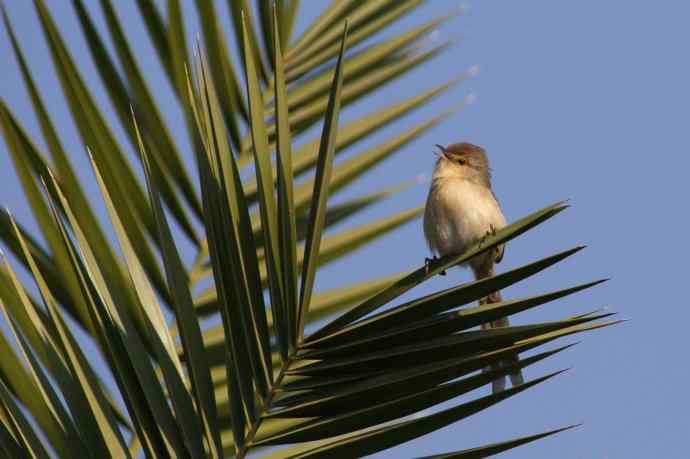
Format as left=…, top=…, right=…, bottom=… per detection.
left=441, top=142, right=489, bottom=167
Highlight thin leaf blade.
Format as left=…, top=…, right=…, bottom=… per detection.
left=298, top=22, right=350, bottom=338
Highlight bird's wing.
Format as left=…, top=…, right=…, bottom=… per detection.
left=422, top=197, right=438, bottom=256
left=489, top=188, right=506, bottom=264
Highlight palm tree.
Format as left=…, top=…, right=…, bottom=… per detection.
left=0, top=1, right=616, bottom=457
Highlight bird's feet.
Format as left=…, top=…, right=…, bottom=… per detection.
left=424, top=256, right=446, bottom=276
left=478, top=224, right=497, bottom=248
left=424, top=257, right=433, bottom=274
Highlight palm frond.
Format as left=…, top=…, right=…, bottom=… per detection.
left=0, top=2, right=616, bottom=458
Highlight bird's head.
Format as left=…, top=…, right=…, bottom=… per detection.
left=433, top=142, right=492, bottom=186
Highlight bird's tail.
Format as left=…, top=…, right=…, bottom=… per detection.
left=480, top=291, right=524, bottom=394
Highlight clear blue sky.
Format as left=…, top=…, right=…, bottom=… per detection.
left=1, top=1, right=688, bottom=458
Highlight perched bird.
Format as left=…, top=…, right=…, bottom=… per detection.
left=423, top=142, right=523, bottom=393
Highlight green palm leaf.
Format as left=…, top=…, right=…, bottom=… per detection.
left=0, top=2, right=617, bottom=458
left=297, top=22, right=349, bottom=340
left=284, top=372, right=565, bottom=459
left=138, top=119, right=224, bottom=457
left=273, top=4, right=299, bottom=356
left=416, top=425, right=579, bottom=459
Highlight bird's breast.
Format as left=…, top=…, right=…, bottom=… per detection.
left=424, top=179, right=506, bottom=256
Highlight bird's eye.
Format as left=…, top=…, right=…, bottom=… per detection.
left=457, top=158, right=466, bottom=165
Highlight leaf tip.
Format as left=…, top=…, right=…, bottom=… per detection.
left=84, top=145, right=94, bottom=161
left=551, top=341, right=580, bottom=355
left=42, top=163, right=58, bottom=184
left=555, top=198, right=572, bottom=208
left=546, top=423, right=583, bottom=438
left=565, top=423, right=584, bottom=434
left=530, top=368, right=570, bottom=387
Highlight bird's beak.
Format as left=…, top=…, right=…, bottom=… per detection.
left=434, top=144, right=448, bottom=160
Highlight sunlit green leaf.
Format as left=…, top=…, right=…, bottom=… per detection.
left=306, top=247, right=587, bottom=348
left=0, top=377, right=51, bottom=459
left=0, top=3, right=616, bottom=457
left=273, top=5, right=299, bottom=353
left=195, top=0, right=247, bottom=146
left=298, top=22, right=349, bottom=338
left=307, top=202, right=569, bottom=343
left=73, top=0, right=202, bottom=242
left=190, top=50, right=255, bottom=448
left=45, top=174, right=186, bottom=457
left=138, top=117, right=224, bottom=457
left=285, top=0, right=424, bottom=81
left=287, top=372, right=565, bottom=458
left=243, top=12, right=289, bottom=364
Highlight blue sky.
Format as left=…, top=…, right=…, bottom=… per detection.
left=1, top=1, right=688, bottom=458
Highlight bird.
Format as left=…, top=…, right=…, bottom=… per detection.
left=423, top=142, right=523, bottom=394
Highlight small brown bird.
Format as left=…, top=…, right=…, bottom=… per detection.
left=423, top=142, right=523, bottom=393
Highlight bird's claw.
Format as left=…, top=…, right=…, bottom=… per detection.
left=478, top=224, right=497, bottom=248
left=424, top=256, right=446, bottom=276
